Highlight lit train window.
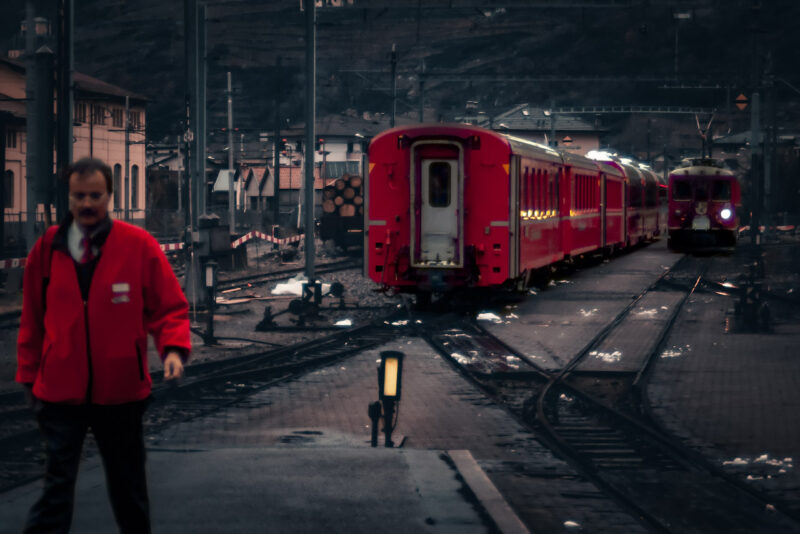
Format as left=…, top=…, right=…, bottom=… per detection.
left=673, top=180, right=691, bottom=200
left=712, top=180, right=731, bottom=201
left=429, top=162, right=451, bottom=207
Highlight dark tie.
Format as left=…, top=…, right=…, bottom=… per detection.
left=80, top=234, right=94, bottom=264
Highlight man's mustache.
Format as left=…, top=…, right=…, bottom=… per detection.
left=79, top=208, right=97, bottom=217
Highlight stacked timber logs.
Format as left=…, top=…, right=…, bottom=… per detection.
left=322, top=174, right=363, bottom=218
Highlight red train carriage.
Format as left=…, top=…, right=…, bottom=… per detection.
left=667, top=158, right=740, bottom=250
left=366, top=124, right=660, bottom=296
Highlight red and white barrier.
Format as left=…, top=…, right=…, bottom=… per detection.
left=0, top=258, right=26, bottom=269
left=1, top=232, right=304, bottom=270
left=160, top=242, right=185, bottom=253
left=230, top=231, right=304, bottom=248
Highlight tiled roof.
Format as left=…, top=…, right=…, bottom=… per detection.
left=489, top=103, right=601, bottom=132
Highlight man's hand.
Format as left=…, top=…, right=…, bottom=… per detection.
left=164, top=351, right=184, bottom=381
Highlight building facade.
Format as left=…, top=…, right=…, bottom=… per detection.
left=1, top=57, right=147, bottom=252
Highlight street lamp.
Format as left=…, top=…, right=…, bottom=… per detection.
left=369, top=351, right=405, bottom=447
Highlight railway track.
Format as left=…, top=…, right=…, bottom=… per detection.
left=216, top=258, right=361, bottom=291
left=0, top=258, right=363, bottom=328
left=422, top=255, right=800, bottom=534
left=0, top=308, right=407, bottom=494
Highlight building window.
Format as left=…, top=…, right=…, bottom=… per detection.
left=6, top=130, right=16, bottom=149
left=131, top=165, right=139, bottom=209
left=74, top=102, right=87, bottom=123
left=92, top=105, right=106, bottom=125
left=129, top=111, right=141, bottom=130
left=111, top=108, right=124, bottom=128
left=428, top=162, right=451, bottom=208
left=113, top=164, right=121, bottom=209
left=4, top=170, right=13, bottom=208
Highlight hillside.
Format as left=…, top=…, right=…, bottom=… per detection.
left=1, top=0, right=799, bottom=150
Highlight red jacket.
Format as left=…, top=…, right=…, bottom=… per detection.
left=16, top=221, right=191, bottom=404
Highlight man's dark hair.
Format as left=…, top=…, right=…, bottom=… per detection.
left=65, top=158, right=113, bottom=193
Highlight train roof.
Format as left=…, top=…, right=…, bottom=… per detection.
left=669, top=165, right=736, bottom=178
left=371, top=123, right=613, bottom=170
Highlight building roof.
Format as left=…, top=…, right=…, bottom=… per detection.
left=0, top=56, right=148, bottom=103
left=487, top=103, right=602, bottom=133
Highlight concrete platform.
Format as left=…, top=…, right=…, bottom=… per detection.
left=0, top=447, right=494, bottom=534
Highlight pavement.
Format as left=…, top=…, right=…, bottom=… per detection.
left=1, top=237, right=799, bottom=533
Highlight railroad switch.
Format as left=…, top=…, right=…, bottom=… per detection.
left=255, top=306, right=283, bottom=331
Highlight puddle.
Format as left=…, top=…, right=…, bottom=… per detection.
left=504, top=355, right=522, bottom=369
left=391, top=319, right=409, bottom=326
left=579, top=308, right=598, bottom=317
left=635, top=308, right=659, bottom=317
left=589, top=350, right=622, bottom=363
left=334, top=319, right=353, bottom=327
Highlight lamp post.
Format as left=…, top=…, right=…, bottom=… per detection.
left=376, top=350, right=404, bottom=447
left=204, top=259, right=218, bottom=345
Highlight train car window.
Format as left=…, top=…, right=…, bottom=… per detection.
left=545, top=171, right=551, bottom=216
left=521, top=167, right=528, bottom=214
left=673, top=180, right=691, bottom=200
left=539, top=170, right=545, bottom=214
left=646, top=179, right=657, bottom=207
left=536, top=170, right=542, bottom=215
left=629, top=178, right=642, bottom=207
left=712, top=180, right=731, bottom=201
left=428, top=162, right=451, bottom=207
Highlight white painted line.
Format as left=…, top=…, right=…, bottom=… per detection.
left=448, top=450, right=531, bottom=534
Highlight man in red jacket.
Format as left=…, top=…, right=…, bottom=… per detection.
left=16, top=157, right=191, bottom=533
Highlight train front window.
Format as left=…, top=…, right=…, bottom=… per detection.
left=712, top=180, right=731, bottom=201
left=429, top=162, right=451, bottom=207
left=673, top=180, right=691, bottom=201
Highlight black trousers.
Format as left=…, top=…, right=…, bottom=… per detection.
left=23, top=399, right=150, bottom=534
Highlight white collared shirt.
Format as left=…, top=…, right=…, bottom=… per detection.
left=67, top=221, right=98, bottom=262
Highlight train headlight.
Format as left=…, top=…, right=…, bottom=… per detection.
left=720, top=208, right=732, bottom=220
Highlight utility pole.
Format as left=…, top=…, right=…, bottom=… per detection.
left=55, top=0, right=73, bottom=222
left=195, top=2, right=206, bottom=220
left=750, top=91, right=761, bottom=244
left=176, top=134, right=182, bottom=212
left=273, top=56, right=281, bottom=228
left=304, top=0, right=316, bottom=284
left=0, top=113, right=7, bottom=251
left=197, top=2, right=207, bottom=217
left=418, top=59, right=425, bottom=123
left=227, top=71, right=235, bottom=234
left=124, top=95, right=130, bottom=221
left=183, top=0, right=201, bottom=308
left=390, top=44, right=397, bottom=128
left=24, top=1, right=37, bottom=249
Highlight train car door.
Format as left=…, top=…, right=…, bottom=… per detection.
left=410, top=141, right=463, bottom=268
